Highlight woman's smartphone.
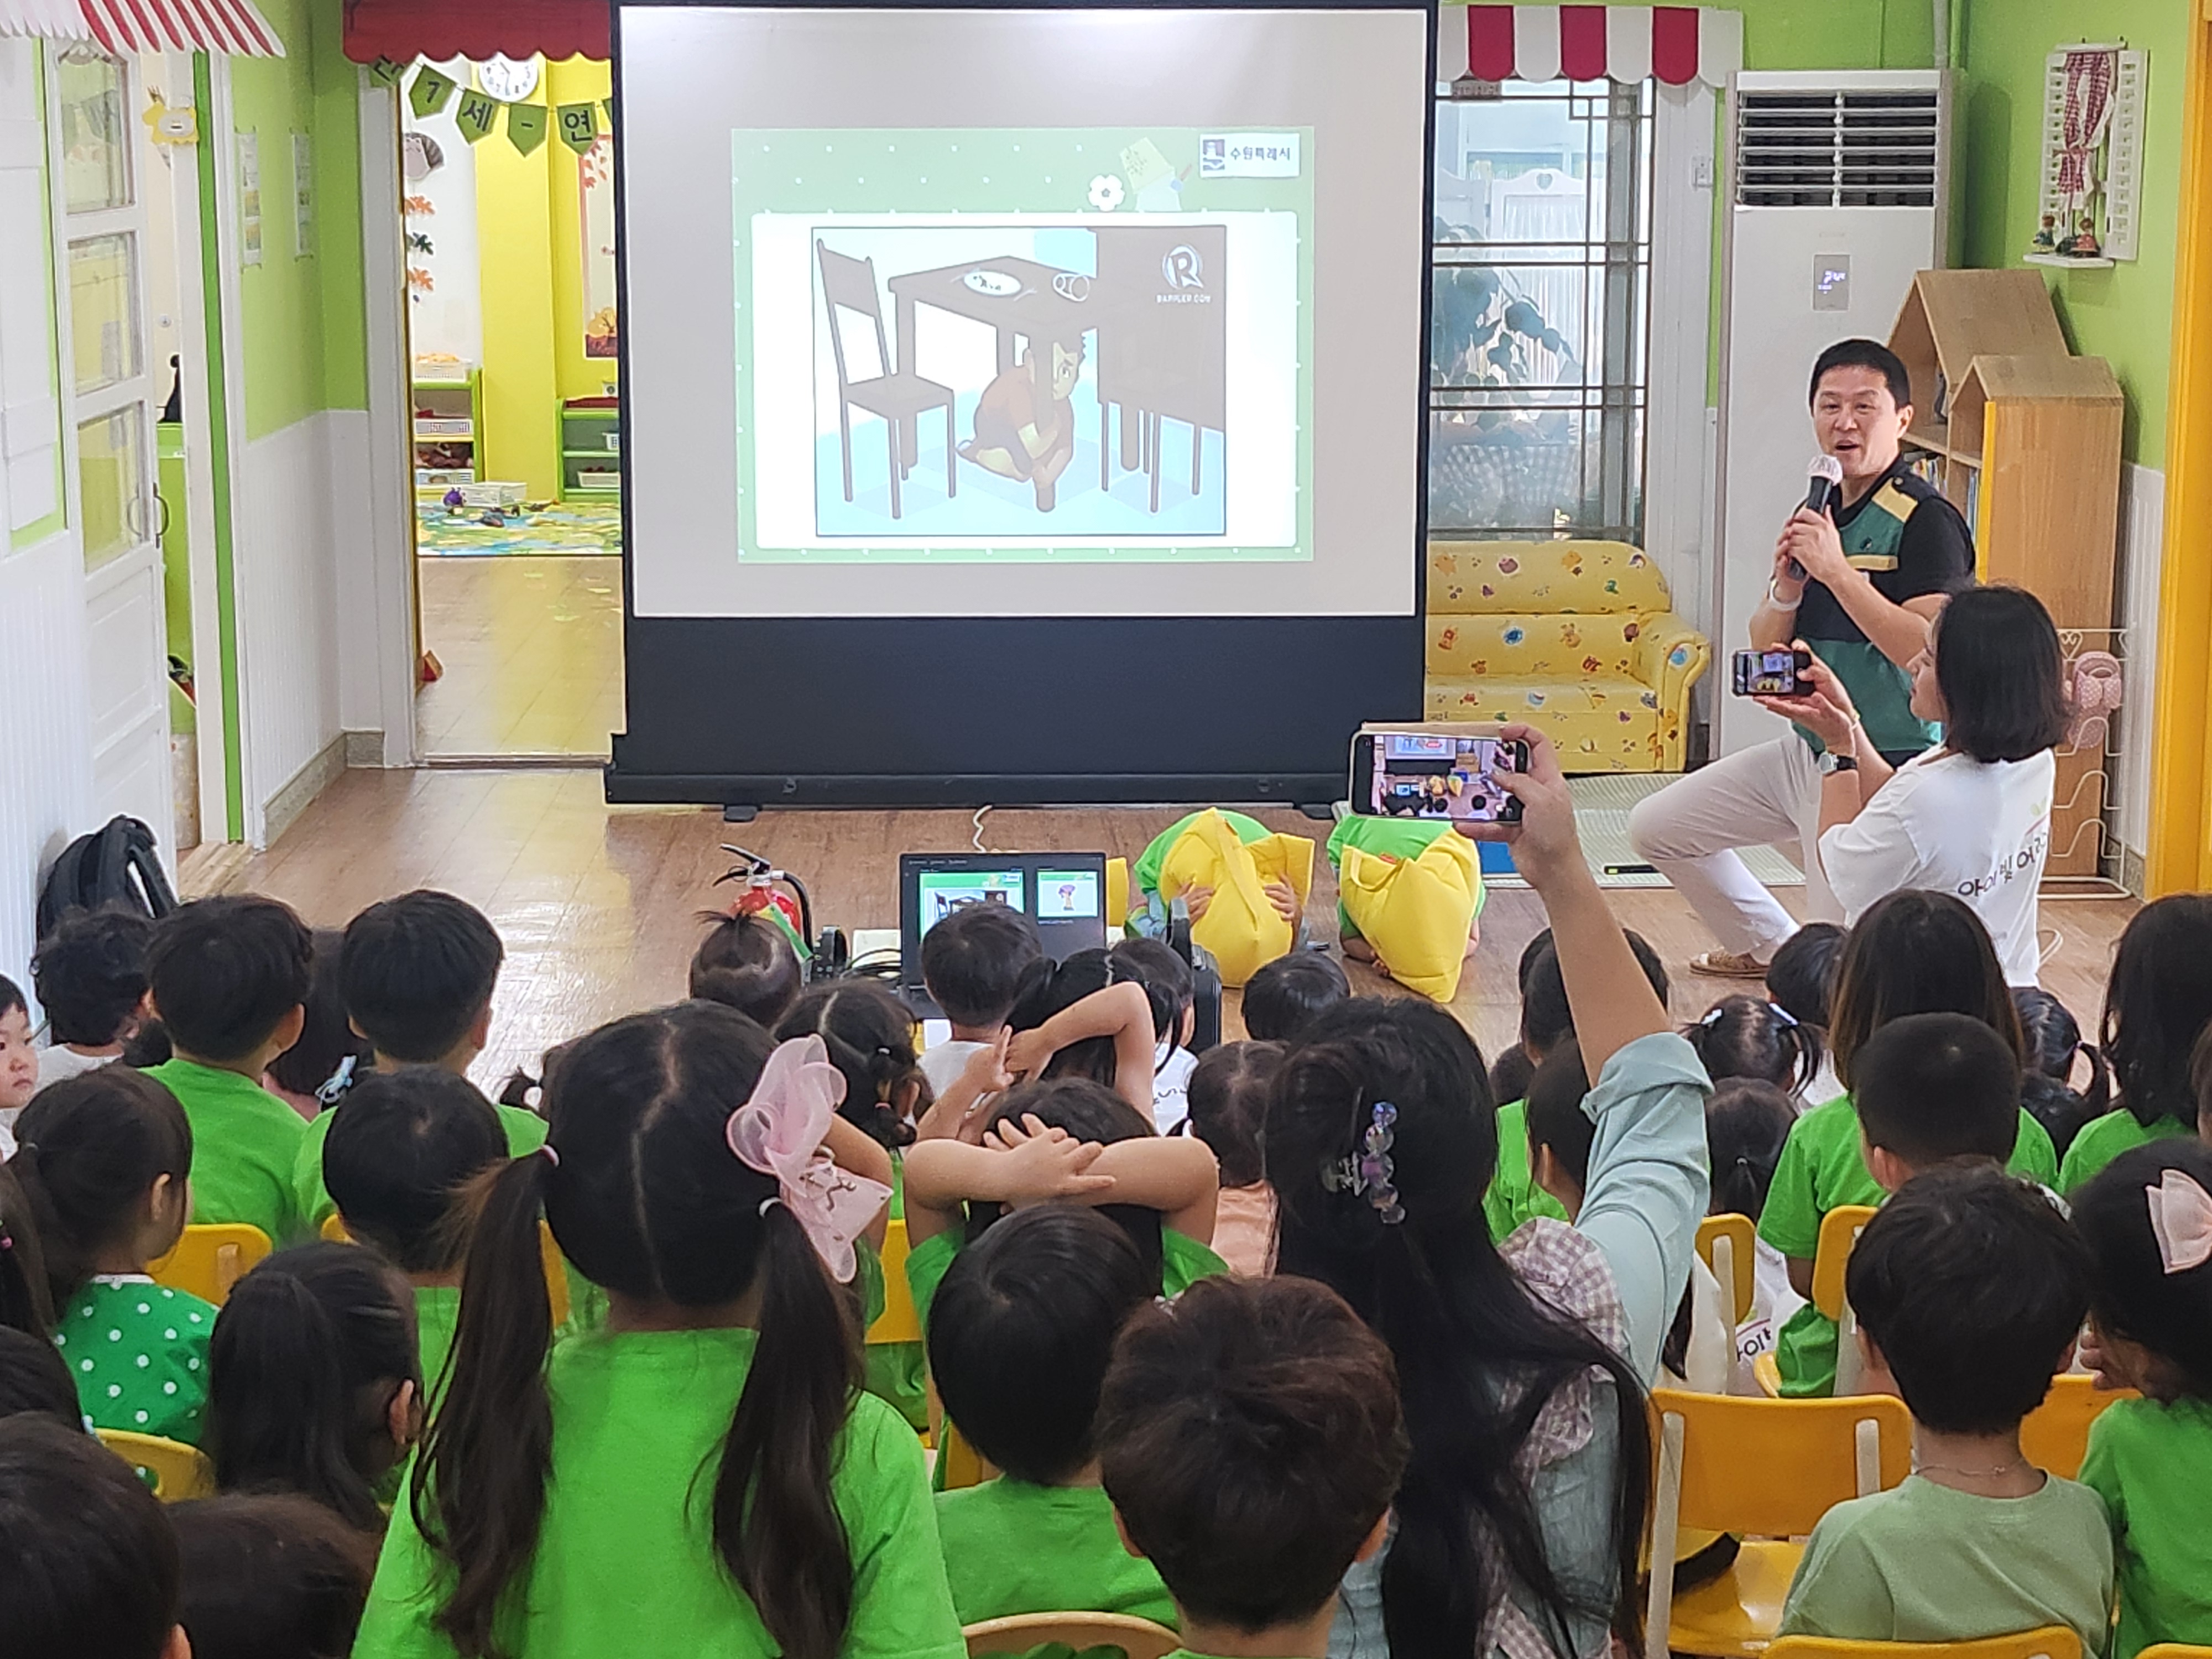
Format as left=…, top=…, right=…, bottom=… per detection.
left=1350, top=725, right=1528, bottom=823
left=1733, top=647, right=1815, bottom=698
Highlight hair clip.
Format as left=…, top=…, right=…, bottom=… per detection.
left=727, top=1036, right=893, bottom=1284
left=1698, top=1005, right=1727, bottom=1027
left=1322, top=1101, right=1404, bottom=1225
left=316, top=1054, right=358, bottom=1107
left=538, top=1143, right=561, bottom=1169
left=1766, top=1003, right=1799, bottom=1027
left=2147, top=1167, right=2212, bottom=1275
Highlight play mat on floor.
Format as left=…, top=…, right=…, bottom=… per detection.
left=416, top=500, right=623, bottom=557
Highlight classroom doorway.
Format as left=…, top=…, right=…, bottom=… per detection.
left=396, top=54, right=625, bottom=761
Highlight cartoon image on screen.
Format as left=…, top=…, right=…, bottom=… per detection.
left=917, top=869, right=1026, bottom=931
left=1037, top=871, right=1101, bottom=920
left=1369, top=731, right=1521, bottom=823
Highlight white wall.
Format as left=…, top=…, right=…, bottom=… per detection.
left=2110, top=461, right=2163, bottom=881
left=400, top=57, right=482, bottom=367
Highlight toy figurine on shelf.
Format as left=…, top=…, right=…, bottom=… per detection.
left=2062, top=215, right=2103, bottom=258
left=2031, top=213, right=2059, bottom=253
left=442, top=487, right=465, bottom=512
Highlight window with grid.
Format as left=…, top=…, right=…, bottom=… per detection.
left=1428, top=79, right=1653, bottom=541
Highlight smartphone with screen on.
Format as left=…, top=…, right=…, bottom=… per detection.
left=1350, top=724, right=1528, bottom=824
left=1732, top=647, right=1815, bottom=698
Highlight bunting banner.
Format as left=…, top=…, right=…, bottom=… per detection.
left=453, top=87, right=500, bottom=144
left=406, top=63, right=456, bottom=118
left=507, top=101, right=549, bottom=155
left=556, top=100, right=599, bottom=155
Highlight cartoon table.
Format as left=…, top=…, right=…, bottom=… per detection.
left=887, top=257, right=1101, bottom=466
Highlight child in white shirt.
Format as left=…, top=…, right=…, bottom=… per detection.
left=917, top=902, right=1046, bottom=1097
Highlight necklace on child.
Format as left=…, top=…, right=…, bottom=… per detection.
left=1913, top=1455, right=2031, bottom=1480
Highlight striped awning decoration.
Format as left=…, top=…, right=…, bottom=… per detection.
left=1438, top=6, right=1744, bottom=88
left=0, top=0, right=283, bottom=55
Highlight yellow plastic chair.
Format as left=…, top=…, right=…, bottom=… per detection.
left=324, top=1214, right=571, bottom=1327
left=964, top=1611, right=1180, bottom=1659
left=147, top=1223, right=272, bottom=1306
left=1644, top=1386, right=1913, bottom=1659
left=1767, top=1630, right=2083, bottom=1659
left=2137, top=1646, right=2212, bottom=1659
left=938, top=1421, right=988, bottom=1490
left=1697, top=1213, right=1758, bottom=1327
left=97, top=1428, right=215, bottom=1502
left=1107, top=857, right=1130, bottom=934
left=2020, top=1373, right=2135, bottom=1481
left=1811, top=1203, right=1878, bottom=1396
left=320, top=1213, right=349, bottom=1243
left=868, top=1218, right=921, bottom=1346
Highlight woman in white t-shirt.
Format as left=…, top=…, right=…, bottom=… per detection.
left=1759, top=586, right=2067, bottom=987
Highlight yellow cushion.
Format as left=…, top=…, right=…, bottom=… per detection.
left=1426, top=675, right=1677, bottom=773
left=1428, top=612, right=1644, bottom=677
left=1428, top=539, right=1673, bottom=615
left=1156, top=810, right=1313, bottom=987
left=1337, top=832, right=1483, bottom=1003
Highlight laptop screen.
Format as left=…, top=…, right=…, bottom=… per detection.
left=901, top=853, right=1109, bottom=999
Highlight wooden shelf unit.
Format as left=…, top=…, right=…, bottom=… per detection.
left=1886, top=270, right=2124, bottom=880
left=412, top=366, right=483, bottom=492
left=559, top=399, right=622, bottom=503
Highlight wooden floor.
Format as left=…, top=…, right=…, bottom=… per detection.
left=213, top=768, right=2139, bottom=1095
left=415, top=556, right=625, bottom=759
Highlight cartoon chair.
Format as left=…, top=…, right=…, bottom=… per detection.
left=817, top=241, right=957, bottom=520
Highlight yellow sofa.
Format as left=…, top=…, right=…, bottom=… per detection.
left=1426, top=540, right=1710, bottom=773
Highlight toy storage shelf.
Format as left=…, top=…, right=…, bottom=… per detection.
left=413, top=366, right=482, bottom=493
left=560, top=398, right=622, bottom=502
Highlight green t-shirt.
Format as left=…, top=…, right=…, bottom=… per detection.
left=1131, top=811, right=1270, bottom=899
left=854, top=1234, right=930, bottom=1433
left=2058, top=1109, right=2196, bottom=1196
left=145, top=1058, right=311, bottom=1244
left=1481, top=1099, right=1570, bottom=1243
left=2080, top=1395, right=2212, bottom=1659
left=1325, top=816, right=1485, bottom=938
left=1778, top=1473, right=2113, bottom=1655
left=1761, top=1094, right=2056, bottom=1397
left=53, top=1276, right=216, bottom=1445
left=298, top=1094, right=549, bottom=1230
left=906, top=1224, right=1228, bottom=1329
left=415, top=1284, right=460, bottom=1402
left=354, top=1327, right=966, bottom=1659
left=934, top=1478, right=1176, bottom=1628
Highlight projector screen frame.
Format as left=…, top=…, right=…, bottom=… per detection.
left=602, top=0, right=1441, bottom=810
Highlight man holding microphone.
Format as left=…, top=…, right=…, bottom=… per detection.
left=1627, top=338, right=1975, bottom=977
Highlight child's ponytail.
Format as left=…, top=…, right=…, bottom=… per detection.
left=713, top=1201, right=860, bottom=1659
left=414, top=1149, right=555, bottom=1659
left=0, top=1162, right=55, bottom=1338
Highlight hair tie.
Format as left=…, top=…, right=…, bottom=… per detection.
left=1698, top=1006, right=1726, bottom=1028
left=316, top=1054, right=358, bottom=1107
left=1766, top=1003, right=1798, bottom=1027
left=538, top=1143, right=560, bottom=1169
left=1321, top=1101, right=1404, bottom=1225
left=2147, top=1168, right=2212, bottom=1275
left=726, top=1036, right=893, bottom=1283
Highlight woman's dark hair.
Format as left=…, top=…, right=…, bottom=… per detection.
left=2101, top=894, right=2212, bottom=1130
left=1704, top=1081, right=1797, bottom=1219
left=31, top=906, right=153, bottom=1047
left=1930, top=585, right=2070, bottom=764
left=265, top=930, right=376, bottom=1100
left=321, top=1068, right=507, bottom=1275
left=2072, top=1141, right=2212, bottom=1402
left=1828, top=891, right=2023, bottom=1093
left=172, top=1493, right=377, bottom=1659
left=1266, top=997, right=1650, bottom=1658
left=2012, top=987, right=2109, bottom=1161
left=1765, top=922, right=1845, bottom=1030
left=1683, top=995, right=1820, bottom=1093
left=414, top=1002, right=862, bottom=1659
left=974, top=1078, right=1166, bottom=1286
left=11, top=1067, right=192, bottom=1310
left=1185, top=1042, right=1283, bottom=1189
left=0, top=1323, right=81, bottom=1423
left=206, top=1244, right=420, bottom=1533
left=689, top=911, right=804, bottom=1030
left=774, top=982, right=925, bottom=1150
left=0, top=1413, right=180, bottom=1659
left=928, top=1205, right=1153, bottom=1485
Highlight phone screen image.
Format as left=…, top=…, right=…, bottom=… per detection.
left=1366, top=731, right=1521, bottom=822
left=1734, top=649, right=1807, bottom=697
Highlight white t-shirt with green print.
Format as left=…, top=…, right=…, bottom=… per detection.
left=53, top=1276, right=216, bottom=1446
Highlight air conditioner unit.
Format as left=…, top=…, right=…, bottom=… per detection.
left=1711, top=69, right=1953, bottom=758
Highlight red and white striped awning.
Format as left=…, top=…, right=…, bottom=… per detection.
left=0, top=0, right=283, bottom=55
left=1439, top=6, right=1743, bottom=88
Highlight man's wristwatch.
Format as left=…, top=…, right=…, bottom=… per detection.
left=1819, top=752, right=1859, bottom=776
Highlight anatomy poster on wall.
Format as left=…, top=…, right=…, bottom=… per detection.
left=581, top=134, right=618, bottom=357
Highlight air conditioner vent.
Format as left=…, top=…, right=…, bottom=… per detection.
left=1736, top=90, right=1939, bottom=207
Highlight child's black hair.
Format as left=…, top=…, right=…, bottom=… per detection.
left=973, top=1078, right=1166, bottom=1285
left=2073, top=1140, right=2212, bottom=1401
left=2012, top=987, right=2108, bottom=1161
left=1007, top=948, right=1129, bottom=1088
left=1109, top=937, right=1194, bottom=1045
left=172, top=1493, right=377, bottom=1659
left=1239, top=952, right=1349, bottom=1044
left=148, top=895, right=315, bottom=1063
left=688, top=911, right=805, bottom=1030
left=266, top=930, right=377, bottom=1102
left=415, top=1003, right=864, bottom=1659
left=1851, top=1013, right=2021, bottom=1174
left=1521, top=931, right=1667, bottom=1057
left=920, top=901, right=1046, bottom=1028
left=1488, top=1044, right=1538, bottom=1108
left=322, top=1068, right=507, bottom=1276
left=1098, top=1274, right=1408, bottom=1635
left=773, top=982, right=925, bottom=1150
left=0, top=1413, right=181, bottom=1659
left=1848, top=1161, right=2093, bottom=1436
left=1683, top=995, right=1821, bottom=1093
left=30, top=907, right=152, bottom=1048
left=1185, top=1041, right=1282, bottom=1189
left=0, top=1164, right=55, bottom=1339
left=2101, top=894, right=2212, bottom=1130
left=1704, top=1079, right=1797, bottom=1219
left=120, top=1018, right=173, bottom=1068
left=338, top=890, right=504, bottom=1065
left=0, top=1324, right=82, bottom=1425
left=11, top=1067, right=192, bottom=1310
left=1523, top=1035, right=1595, bottom=1197
left=207, top=1244, right=421, bottom=1533
left=1829, top=892, right=2023, bottom=1092
left=1764, top=922, right=1844, bottom=1030
left=0, top=973, right=23, bottom=1020
left=928, top=1204, right=1153, bottom=1485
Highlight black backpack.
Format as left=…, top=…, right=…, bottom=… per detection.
left=35, top=816, right=180, bottom=938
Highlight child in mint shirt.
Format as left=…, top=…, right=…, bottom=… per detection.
left=929, top=1204, right=1175, bottom=1627
left=12, top=1068, right=215, bottom=1443
left=1097, top=1275, right=1407, bottom=1659
left=144, top=895, right=316, bottom=1244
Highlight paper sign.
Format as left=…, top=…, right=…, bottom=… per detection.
left=556, top=101, right=599, bottom=156
left=453, top=89, right=499, bottom=145
left=292, top=131, right=313, bottom=258
left=507, top=102, right=548, bottom=156
left=1198, top=133, right=1302, bottom=179
left=409, top=65, right=456, bottom=119
left=237, top=130, right=262, bottom=267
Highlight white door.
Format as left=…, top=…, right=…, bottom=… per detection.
left=54, top=48, right=175, bottom=861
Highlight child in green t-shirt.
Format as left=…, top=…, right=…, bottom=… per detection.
left=1098, top=1275, right=1407, bottom=1659
left=10, top=1067, right=215, bottom=1444
left=1778, top=1162, right=2112, bottom=1655
left=320, top=1066, right=509, bottom=1397
left=2073, top=1141, right=2212, bottom=1659
left=928, top=1204, right=1176, bottom=1627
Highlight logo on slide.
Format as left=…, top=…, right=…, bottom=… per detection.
left=1162, top=245, right=1204, bottom=291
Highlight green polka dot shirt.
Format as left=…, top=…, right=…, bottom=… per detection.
left=53, top=1276, right=216, bottom=1447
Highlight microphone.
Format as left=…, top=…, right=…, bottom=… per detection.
left=1803, top=453, right=1844, bottom=517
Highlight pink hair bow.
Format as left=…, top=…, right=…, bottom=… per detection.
left=2147, top=1167, right=2212, bottom=1276
left=726, top=1036, right=891, bottom=1285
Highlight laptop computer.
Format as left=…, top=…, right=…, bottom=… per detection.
left=898, top=852, right=1110, bottom=1018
